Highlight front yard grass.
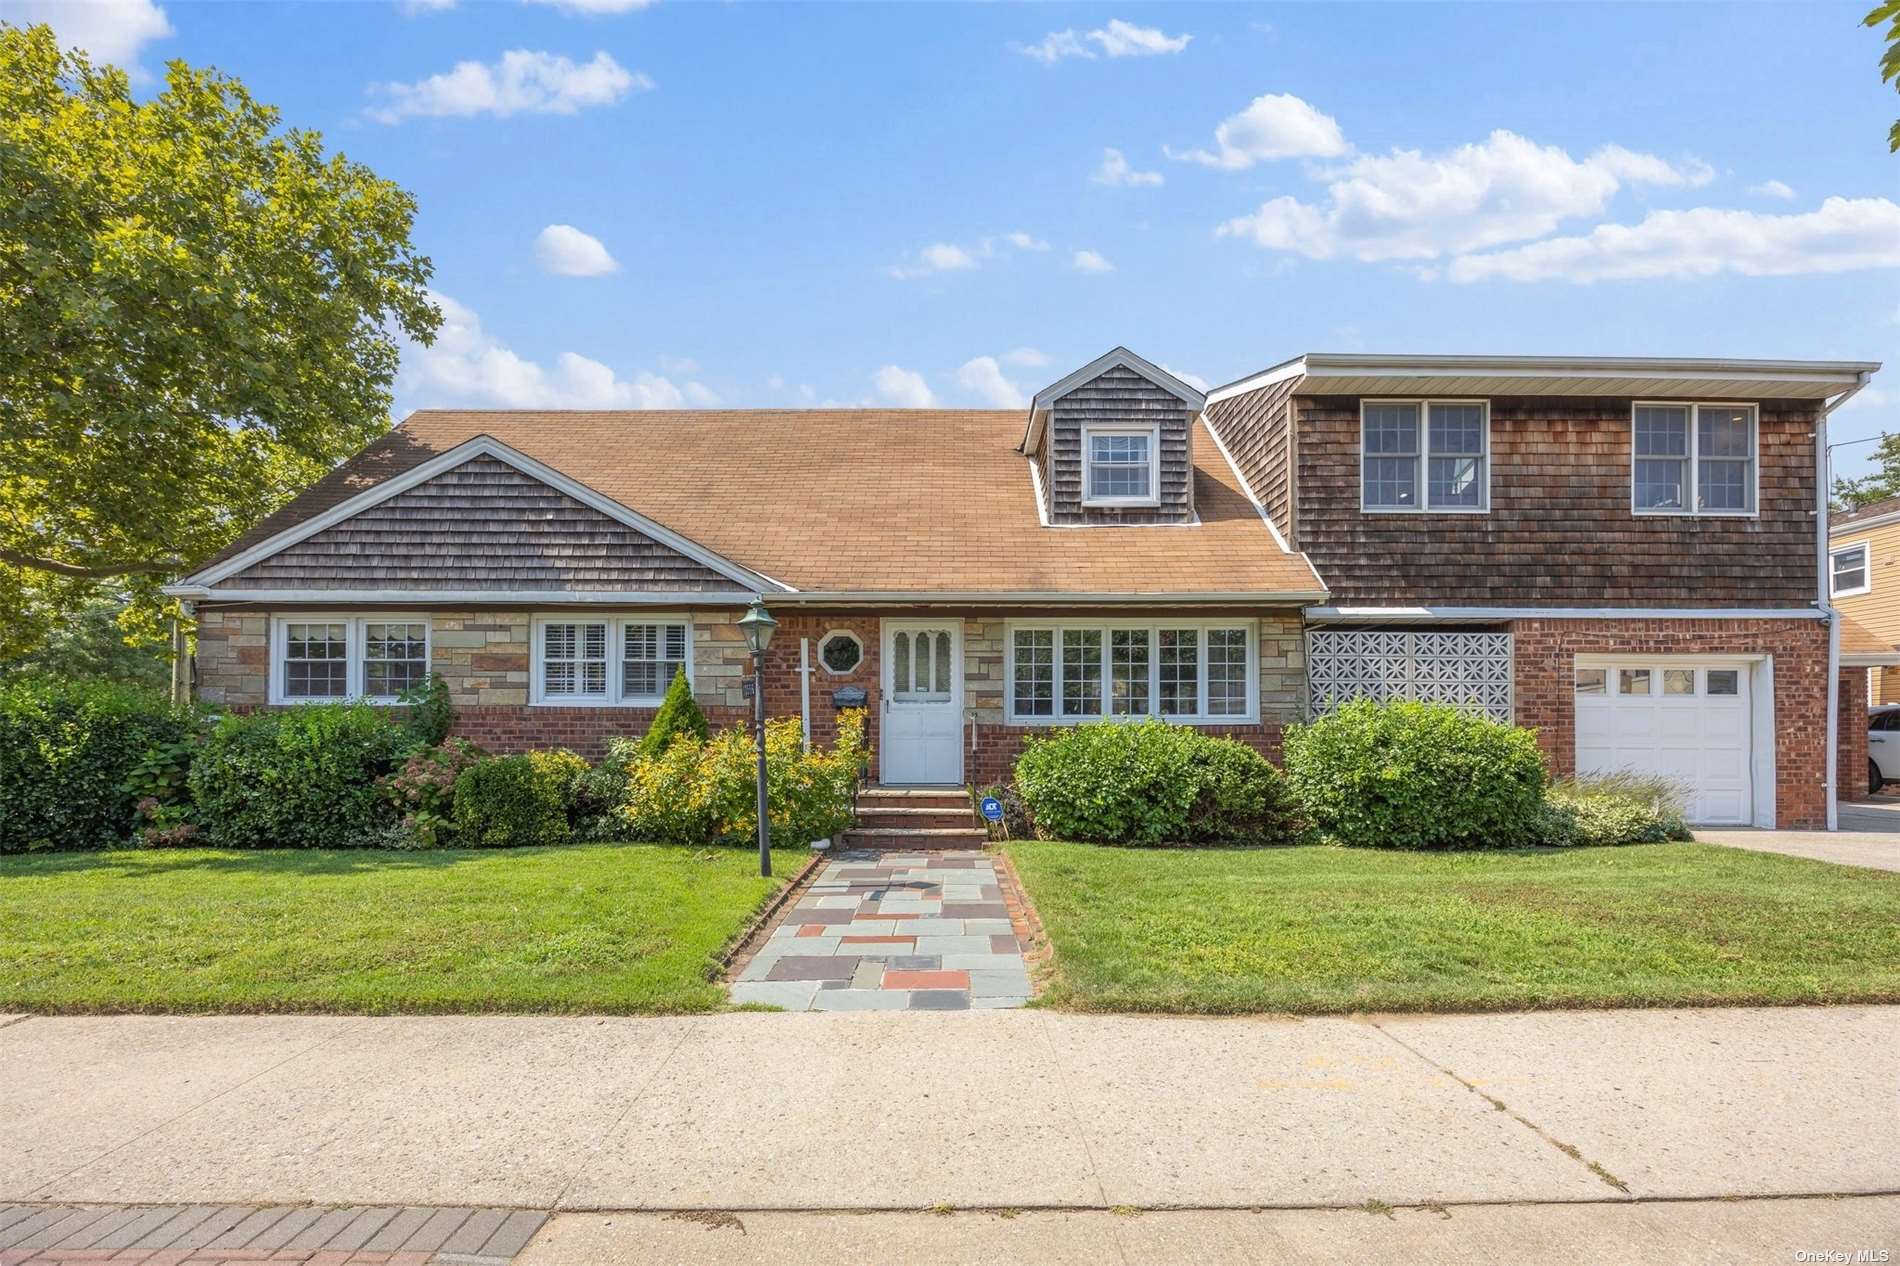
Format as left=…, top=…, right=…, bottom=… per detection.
left=0, top=843, right=809, bottom=1014
left=1006, top=841, right=1900, bottom=1015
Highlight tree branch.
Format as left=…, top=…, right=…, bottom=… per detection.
left=0, top=548, right=185, bottom=579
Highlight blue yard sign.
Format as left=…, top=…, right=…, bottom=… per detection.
left=979, top=796, right=1005, bottom=823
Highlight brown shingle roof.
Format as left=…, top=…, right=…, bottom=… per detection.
left=194, top=410, right=1324, bottom=598
left=1833, top=495, right=1900, bottom=529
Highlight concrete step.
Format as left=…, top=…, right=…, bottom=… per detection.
left=840, top=827, right=991, bottom=849
left=856, top=806, right=979, bottom=830
left=858, top=788, right=971, bottom=812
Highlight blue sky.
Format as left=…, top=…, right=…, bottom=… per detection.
left=10, top=0, right=1900, bottom=473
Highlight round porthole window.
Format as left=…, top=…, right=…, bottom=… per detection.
left=819, top=631, right=863, bottom=676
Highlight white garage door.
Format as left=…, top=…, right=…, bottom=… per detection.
left=1574, top=661, right=1753, bottom=825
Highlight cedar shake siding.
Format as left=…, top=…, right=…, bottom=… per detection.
left=1046, top=365, right=1195, bottom=525
left=1205, top=375, right=1298, bottom=541
left=223, top=455, right=747, bottom=594
left=1294, top=395, right=1822, bottom=607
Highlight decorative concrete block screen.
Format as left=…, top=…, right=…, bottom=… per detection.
left=1307, top=630, right=1513, bottom=722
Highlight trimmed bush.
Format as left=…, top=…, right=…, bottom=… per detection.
left=452, top=749, right=587, bottom=847
left=189, top=704, right=415, bottom=848
left=1284, top=700, right=1547, bottom=850
left=619, top=708, right=866, bottom=846
left=1013, top=719, right=1301, bottom=847
left=1534, top=773, right=1693, bottom=847
left=0, top=680, right=201, bottom=852
left=639, top=667, right=709, bottom=756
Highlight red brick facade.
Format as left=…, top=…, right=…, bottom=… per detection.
left=1512, top=617, right=1830, bottom=829
left=1838, top=667, right=1871, bottom=802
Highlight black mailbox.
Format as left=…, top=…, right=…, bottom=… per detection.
left=832, top=685, right=868, bottom=708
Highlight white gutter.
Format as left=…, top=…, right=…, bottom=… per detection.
left=1820, top=370, right=1873, bottom=830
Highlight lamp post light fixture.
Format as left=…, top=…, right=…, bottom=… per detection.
left=736, top=598, right=780, bottom=877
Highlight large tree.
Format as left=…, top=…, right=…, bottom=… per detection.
left=0, top=24, right=439, bottom=657
left=1835, top=433, right=1900, bottom=510
left=1871, top=0, right=1900, bottom=151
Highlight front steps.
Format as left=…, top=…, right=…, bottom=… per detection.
left=841, top=786, right=989, bottom=849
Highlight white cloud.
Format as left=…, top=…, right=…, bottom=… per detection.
left=1072, top=249, right=1115, bottom=273
left=1092, top=147, right=1163, bottom=188
left=1018, top=18, right=1189, bottom=63
left=1002, top=347, right=1049, bottom=367
left=3, top=0, right=172, bottom=72
left=368, top=49, right=649, bottom=123
left=1752, top=179, right=1797, bottom=201
left=1166, top=93, right=1348, bottom=169
left=955, top=357, right=1028, bottom=408
left=1161, top=364, right=1209, bottom=392
left=1217, top=129, right=1713, bottom=262
left=525, top=0, right=654, bottom=11
left=533, top=224, right=619, bottom=276
left=888, top=232, right=1045, bottom=280
left=873, top=365, right=937, bottom=408
left=402, top=293, right=712, bottom=409
left=1445, top=196, right=1900, bottom=284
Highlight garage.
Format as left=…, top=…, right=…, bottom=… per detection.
left=1573, top=658, right=1758, bottom=825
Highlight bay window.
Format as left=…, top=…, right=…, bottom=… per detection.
left=271, top=615, right=430, bottom=704
left=1008, top=620, right=1256, bottom=723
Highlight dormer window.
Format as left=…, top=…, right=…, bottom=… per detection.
left=1083, top=426, right=1159, bottom=507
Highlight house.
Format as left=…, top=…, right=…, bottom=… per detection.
left=166, top=347, right=1883, bottom=830
left=1829, top=496, right=1900, bottom=707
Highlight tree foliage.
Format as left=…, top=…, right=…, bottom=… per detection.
left=1833, top=433, right=1900, bottom=510
left=0, top=23, right=439, bottom=655
left=1870, top=0, right=1900, bottom=152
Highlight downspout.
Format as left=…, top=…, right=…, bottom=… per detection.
left=799, top=636, right=812, bottom=752
left=1819, top=372, right=1872, bottom=831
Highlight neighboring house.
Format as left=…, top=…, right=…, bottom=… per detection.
left=167, top=347, right=1882, bottom=830
left=1829, top=496, right=1900, bottom=707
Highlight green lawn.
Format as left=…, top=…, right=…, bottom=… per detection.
left=0, top=844, right=809, bottom=1014
left=1006, top=841, right=1900, bottom=1015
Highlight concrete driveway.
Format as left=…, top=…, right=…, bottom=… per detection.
left=1694, top=795, right=1900, bottom=871
left=2, top=1006, right=1896, bottom=1213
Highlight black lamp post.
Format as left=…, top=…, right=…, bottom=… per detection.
left=736, top=597, right=779, bottom=877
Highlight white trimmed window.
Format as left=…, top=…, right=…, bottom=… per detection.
left=1082, top=426, right=1159, bottom=506
left=1632, top=403, right=1757, bottom=516
left=1832, top=542, right=1871, bottom=598
left=532, top=615, right=692, bottom=706
left=1361, top=401, right=1489, bottom=513
left=1007, top=620, right=1256, bottom=724
left=271, top=615, right=430, bottom=704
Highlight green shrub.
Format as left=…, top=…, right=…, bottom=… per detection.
left=399, top=672, right=455, bottom=747
left=189, top=704, right=415, bottom=848
left=0, top=680, right=201, bottom=852
left=1284, top=700, right=1548, bottom=850
left=1534, top=772, right=1693, bottom=847
left=971, top=782, right=1034, bottom=841
left=379, top=737, right=487, bottom=848
left=620, top=708, right=866, bottom=845
left=639, top=666, right=709, bottom=756
left=452, top=749, right=587, bottom=847
left=1013, top=719, right=1301, bottom=847
left=572, top=738, right=639, bottom=840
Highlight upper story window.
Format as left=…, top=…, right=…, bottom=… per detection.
left=1007, top=620, right=1255, bottom=724
left=1361, top=401, right=1489, bottom=513
left=1082, top=426, right=1159, bottom=507
left=272, top=615, right=430, bottom=705
left=1632, top=403, right=1757, bottom=516
left=1832, top=541, right=1871, bottom=598
left=533, top=615, right=692, bottom=706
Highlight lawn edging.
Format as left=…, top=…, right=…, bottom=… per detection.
left=717, top=849, right=826, bottom=982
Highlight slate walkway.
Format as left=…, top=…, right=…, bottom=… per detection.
left=729, top=850, right=1031, bottom=1011
left=0, top=1202, right=545, bottom=1264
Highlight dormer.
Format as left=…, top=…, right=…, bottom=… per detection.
left=1021, top=348, right=1207, bottom=526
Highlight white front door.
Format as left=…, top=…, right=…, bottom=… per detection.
left=881, top=619, right=963, bottom=785
left=1574, top=660, right=1754, bottom=825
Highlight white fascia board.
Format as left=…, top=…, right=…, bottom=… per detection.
left=1021, top=347, right=1208, bottom=452
left=1204, top=356, right=1308, bottom=405
left=1843, top=652, right=1900, bottom=666
left=1832, top=508, right=1900, bottom=537
left=771, top=590, right=1329, bottom=606
left=1306, top=605, right=1829, bottom=623
left=180, top=435, right=792, bottom=595
left=1299, top=353, right=1880, bottom=384
left=171, top=588, right=756, bottom=605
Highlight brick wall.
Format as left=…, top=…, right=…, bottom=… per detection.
left=1512, top=617, right=1830, bottom=829
left=1840, top=667, right=1871, bottom=802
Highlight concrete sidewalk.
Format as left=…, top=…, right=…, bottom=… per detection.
left=2, top=1007, right=1896, bottom=1214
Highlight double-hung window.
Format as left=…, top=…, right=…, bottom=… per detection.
left=1361, top=401, right=1489, bottom=513
left=1082, top=427, right=1159, bottom=506
left=272, top=615, right=430, bottom=704
left=1632, top=403, right=1757, bottom=515
left=1008, top=621, right=1255, bottom=723
left=1833, top=542, right=1872, bottom=598
left=533, top=615, right=692, bottom=705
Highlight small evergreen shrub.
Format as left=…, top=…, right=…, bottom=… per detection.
left=572, top=737, right=639, bottom=840
left=452, top=749, right=587, bottom=847
left=1533, top=772, right=1693, bottom=847
left=189, top=704, right=414, bottom=849
left=1013, top=719, right=1301, bottom=847
left=399, top=672, right=455, bottom=747
left=639, top=667, right=709, bottom=756
left=0, top=680, right=201, bottom=852
left=1284, top=700, right=1548, bottom=850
